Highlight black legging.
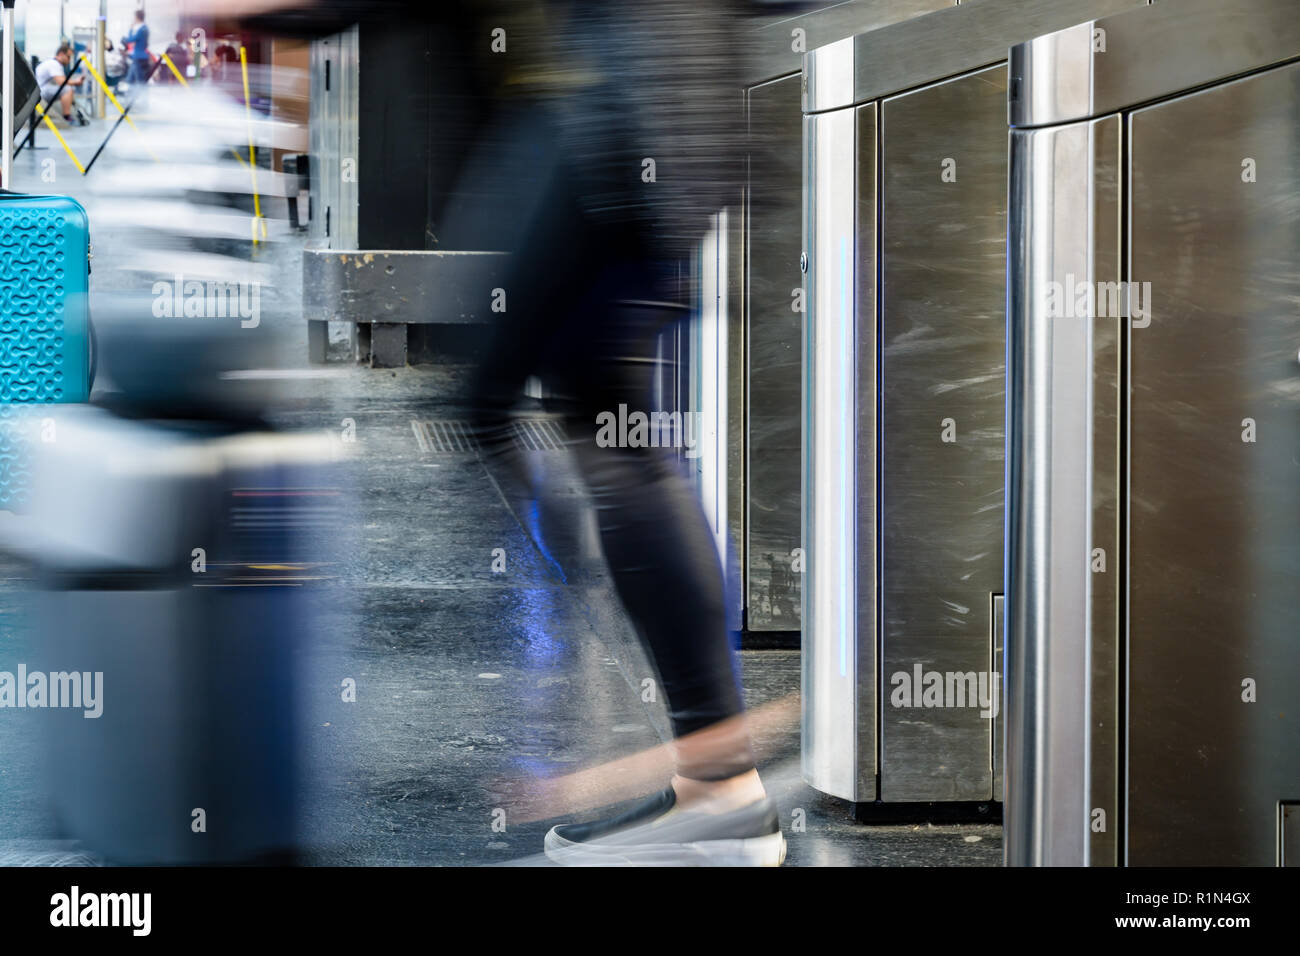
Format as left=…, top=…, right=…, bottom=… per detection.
left=462, top=100, right=754, bottom=782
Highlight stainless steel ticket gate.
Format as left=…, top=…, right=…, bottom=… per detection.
left=704, top=0, right=955, bottom=635
left=1006, top=0, right=1300, bottom=866
left=800, top=0, right=1144, bottom=807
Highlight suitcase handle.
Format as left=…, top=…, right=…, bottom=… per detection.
left=2, top=0, right=14, bottom=189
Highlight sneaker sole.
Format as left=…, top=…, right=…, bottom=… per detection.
left=544, top=828, right=787, bottom=867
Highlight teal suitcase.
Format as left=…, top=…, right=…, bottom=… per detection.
left=0, top=191, right=93, bottom=511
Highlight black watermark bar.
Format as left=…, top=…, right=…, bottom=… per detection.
left=0, top=865, right=1289, bottom=942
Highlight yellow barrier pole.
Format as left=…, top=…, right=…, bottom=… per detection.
left=79, top=55, right=138, bottom=132
left=32, top=102, right=87, bottom=175
left=239, top=46, right=266, bottom=245
left=159, top=52, right=189, bottom=87
left=78, top=54, right=160, bottom=163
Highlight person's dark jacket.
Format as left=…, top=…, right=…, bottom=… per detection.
left=161, top=42, right=190, bottom=82
left=124, top=23, right=151, bottom=61
left=242, top=0, right=752, bottom=261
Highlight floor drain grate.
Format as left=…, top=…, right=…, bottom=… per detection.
left=412, top=418, right=566, bottom=454
left=512, top=418, right=566, bottom=451
left=411, top=420, right=480, bottom=454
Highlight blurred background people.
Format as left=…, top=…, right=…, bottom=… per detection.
left=121, top=8, right=152, bottom=89
left=162, top=30, right=191, bottom=81
left=104, top=39, right=128, bottom=91
left=210, top=39, right=240, bottom=84
left=34, top=41, right=88, bottom=126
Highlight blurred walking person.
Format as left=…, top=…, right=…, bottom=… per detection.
left=452, top=0, right=783, bottom=867
left=34, top=42, right=88, bottom=125
left=162, top=31, right=191, bottom=82
left=229, top=0, right=783, bottom=866
left=122, top=9, right=152, bottom=91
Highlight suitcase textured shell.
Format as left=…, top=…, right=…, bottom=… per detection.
left=0, top=193, right=91, bottom=402
left=0, top=193, right=92, bottom=511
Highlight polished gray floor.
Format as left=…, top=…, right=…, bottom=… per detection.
left=270, top=365, right=1001, bottom=866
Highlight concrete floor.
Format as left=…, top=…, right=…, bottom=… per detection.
left=0, top=104, right=1002, bottom=866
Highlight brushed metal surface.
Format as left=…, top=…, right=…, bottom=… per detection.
left=336, top=29, right=360, bottom=249
left=1284, top=806, right=1300, bottom=866
left=746, top=76, right=804, bottom=630
left=992, top=594, right=1004, bottom=803
left=1126, top=61, right=1300, bottom=866
left=852, top=102, right=879, bottom=802
left=1086, top=115, right=1122, bottom=869
left=308, top=27, right=359, bottom=249
left=1010, top=0, right=1300, bottom=128
left=726, top=180, right=746, bottom=630
left=308, top=37, right=332, bottom=247
left=820, top=0, right=1144, bottom=111
left=744, top=0, right=952, bottom=86
left=805, top=36, right=854, bottom=115
left=878, top=65, right=1007, bottom=802
left=1006, top=114, right=1121, bottom=865
left=692, top=213, right=731, bottom=568
left=737, top=0, right=952, bottom=630
left=801, top=104, right=875, bottom=801
left=1006, top=20, right=1096, bottom=130
left=799, top=0, right=1141, bottom=807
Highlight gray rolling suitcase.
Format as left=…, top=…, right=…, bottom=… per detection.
left=22, top=314, right=345, bottom=864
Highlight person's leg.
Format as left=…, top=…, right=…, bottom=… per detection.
left=40, top=86, right=61, bottom=118
left=554, top=287, right=760, bottom=796
left=58, top=89, right=75, bottom=119
left=468, top=205, right=761, bottom=792
left=457, top=99, right=770, bottom=843
left=538, top=273, right=782, bottom=864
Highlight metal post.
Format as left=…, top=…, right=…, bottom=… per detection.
left=26, top=54, right=37, bottom=148
left=192, top=29, right=204, bottom=81
left=16, top=62, right=77, bottom=157
left=2, top=0, right=16, bottom=189
left=95, top=17, right=106, bottom=119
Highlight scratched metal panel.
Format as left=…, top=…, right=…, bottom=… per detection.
left=336, top=26, right=360, bottom=248
left=743, top=0, right=952, bottom=87
left=307, top=27, right=358, bottom=249
left=1284, top=806, right=1300, bottom=866
left=992, top=594, right=1004, bottom=803
left=878, top=65, right=1007, bottom=802
left=308, top=37, right=335, bottom=247
left=848, top=0, right=1146, bottom=107
left=1127, top=60, right=1300, bottom=866
left=746, top=75, right=804, bottom=629
left=1087, top=115, right=1122, bottom=867
left=1009, top=0, right=1300, bottom=128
